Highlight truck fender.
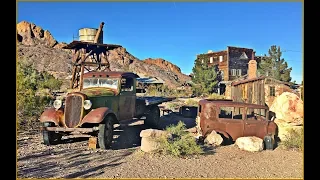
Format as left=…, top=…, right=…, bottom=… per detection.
left=39, top=108, right=64, bottom=126
left=81, top=107, right=118, bottom=125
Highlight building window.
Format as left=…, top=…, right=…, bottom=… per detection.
left=201, top=59, right=204, bottom=63
left=237, top=69, right=242, bottom=76
left=231, top=69, right=236, bottom=76
left=219, top=55, right=223, bottom=62
left=240, top=52, right=248, bottom=60
left=210, top=57, right=213, bottom=63
left=269, top=86, right=275, bottom=96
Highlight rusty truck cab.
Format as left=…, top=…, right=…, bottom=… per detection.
left=197, top=99, right=278, bottom=143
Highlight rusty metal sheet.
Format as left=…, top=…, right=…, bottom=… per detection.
left=39, top=108, right=64, bottom=126
left=199, top=99, right=268, bottom=109
left=232, top=76, right=266, bottom=86
left=198, top=99, right=277, bottom=141
left=63, top=40, right=122, bottom=50
left=81, top=107, right=114, bottom=124
left=83, top=71, right=139, bottom=79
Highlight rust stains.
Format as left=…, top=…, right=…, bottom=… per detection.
left=198, top=99, right=278, bottom=142
left=39, top=108, right=64, bottom=126
left=83, top=71, right=139, bottom=79
left=81, top=107, right=115, bottom=124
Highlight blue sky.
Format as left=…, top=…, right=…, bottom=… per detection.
left=17, top=2, right=303, bottom=83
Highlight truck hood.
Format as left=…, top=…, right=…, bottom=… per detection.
left=80, top=88, right=117, bottom=97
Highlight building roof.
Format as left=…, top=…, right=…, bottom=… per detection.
left=231, top=75, right=291, bottom=86
left=136, top=77, right=164, bottom=84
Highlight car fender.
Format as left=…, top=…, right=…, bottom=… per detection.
left=81, top=107, right=117, bottom=124
left=215, top=130, right=232, bottom=140
left=39, top=108, right=64, bottom=126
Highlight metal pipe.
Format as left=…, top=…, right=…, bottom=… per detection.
left=94, top=22, right=105, bottom=43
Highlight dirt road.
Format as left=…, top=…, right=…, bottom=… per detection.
left=17, top=113, right=303, bottom=178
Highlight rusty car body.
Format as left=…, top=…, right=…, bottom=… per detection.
left=40, top=71, right=173, bottom=149
left=196, top=99, right=278, bottom=147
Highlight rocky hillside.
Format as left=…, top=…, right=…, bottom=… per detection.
left=17, top=21, right=191, bottom=90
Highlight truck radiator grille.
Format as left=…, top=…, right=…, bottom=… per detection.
left=64, top=95, right=83, bottom=128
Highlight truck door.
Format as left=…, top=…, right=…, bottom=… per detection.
left=119, top=77, right=136, bottom=121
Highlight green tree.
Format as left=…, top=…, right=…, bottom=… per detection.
left=191, top=54, right=220, bottom=96
left=17, top=59, right=62, bottom=129
left=258, top=45, right=292, bottom=82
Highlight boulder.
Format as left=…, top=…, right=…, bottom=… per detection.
left=140, top=129, right=171, bottom=153
left=270, top=92, right=303, bottom=125
left=274, top=119, right=303, bottom=141
left=204, top=130, right=223, bottom=146
left=235, top=136, right=264, bottom=152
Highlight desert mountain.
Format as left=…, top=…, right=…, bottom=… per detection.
left=17, top=21, right=191, bottom=90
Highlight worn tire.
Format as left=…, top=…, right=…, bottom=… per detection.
left=145, top=105, right=160, bottom=129
left=98, top=116, right=114, bottom=149
left=42, top=122, right=62, bottom=146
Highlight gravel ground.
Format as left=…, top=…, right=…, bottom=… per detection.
left=17, top=113, right=303, bottom=178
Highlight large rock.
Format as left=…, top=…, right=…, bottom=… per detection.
left=270, top=92, right=303, bottom=125
left=235, top=136, right=264, bottom=152
left=140, top=129, right=171, bottom=153
left=274, top=119, right=303, bottom=141
left=204, top=130, right=223, bottom=146
left=143, top=58, right=182, bottom=75
left=17, top=21, right=191, bottom=89
left=17, top=21, right=57, bottom=47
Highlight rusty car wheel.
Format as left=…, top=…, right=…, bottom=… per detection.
left=42, top=122, right=62, bottom=146
left=98, top=116, right=114, bottom=149
left=145, top=105, right=160, bottom=129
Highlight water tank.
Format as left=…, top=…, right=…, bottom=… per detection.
left=78, top=28, right=103, bottom=44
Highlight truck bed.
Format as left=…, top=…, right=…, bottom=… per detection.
left=137, top=96, right=175, bottom=106
left=135, top=96, right=175, bottom=117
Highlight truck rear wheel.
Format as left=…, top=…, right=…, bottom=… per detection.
left=98, top=116, right=114, bottom=149
left=145, top=105, right=160, bottom=129
left=42, top=122, right=62, bottom=145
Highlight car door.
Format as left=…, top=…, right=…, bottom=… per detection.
left=118, top=77, right=136, bottom=121
left=244, top=108, right=262, bottom=137
left=216, top=106, right=245, bottom=140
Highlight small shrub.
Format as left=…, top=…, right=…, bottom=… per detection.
left=157, top=121, right=203, bottom=157
left=281, top=128, right=303, bottom=151
left=185, top=99, right=199, bottom=107
left=207, top=93, right=225, bottom=100
left=17, top=59, right=63, bottom=130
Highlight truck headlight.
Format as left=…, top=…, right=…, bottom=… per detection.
left=83, top=100, right=92, bottom=110
left=53, top=100, right=62, bottom=109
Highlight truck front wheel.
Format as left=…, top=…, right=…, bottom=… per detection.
left=98, top=116, right=114, bottom=149
left=42, top=122, right=62, bottom=145
left=145, top=105, right=160, bottom=129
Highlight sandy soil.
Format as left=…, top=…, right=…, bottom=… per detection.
left=17, top=113, right=303, bottom=178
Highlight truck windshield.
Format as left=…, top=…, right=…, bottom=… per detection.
left=83, top=78, right=119, bottom=89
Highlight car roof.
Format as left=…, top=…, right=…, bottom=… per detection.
left=199, top=99, right=268, bottom=109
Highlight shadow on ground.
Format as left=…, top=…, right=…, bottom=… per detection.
left=18, top=146, right=134, bottom=178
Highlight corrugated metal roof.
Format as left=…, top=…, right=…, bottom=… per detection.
left=137, top=77, right=164, bottom=84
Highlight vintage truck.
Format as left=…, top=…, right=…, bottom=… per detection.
left=39, top=71, right=173, bottom=149
left=196, top=99, right=279, bottom=149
